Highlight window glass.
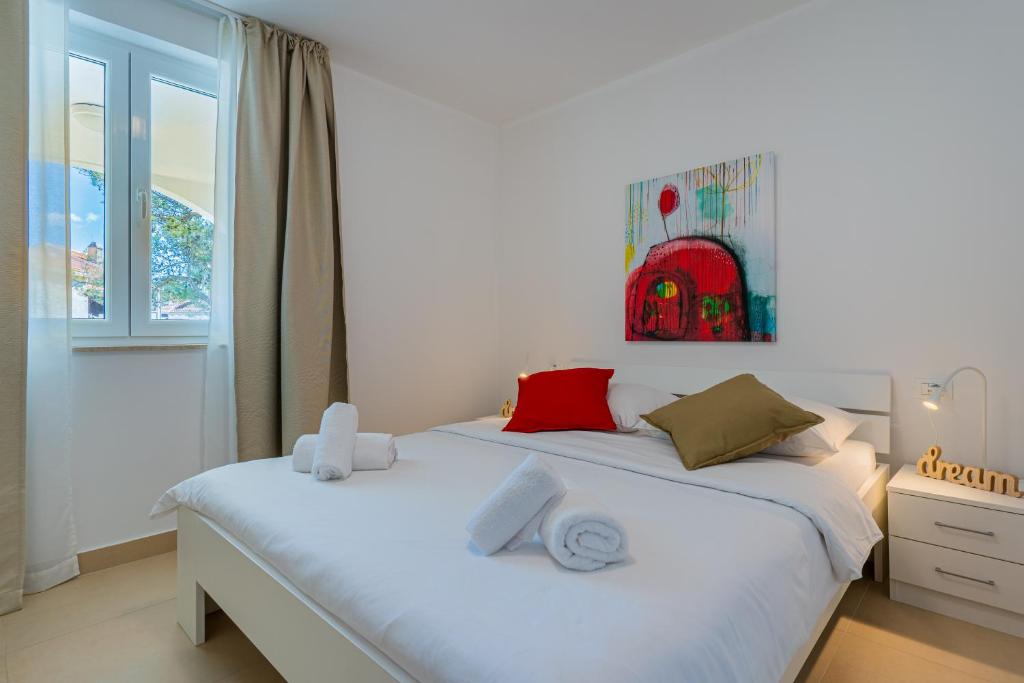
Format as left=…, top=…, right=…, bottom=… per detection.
left=68, top=54, right=106, bottom=319
left=149, top=77, right=216, bottom=321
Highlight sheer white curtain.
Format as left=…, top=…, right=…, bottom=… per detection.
left=201, top=16, right=244, bottom=470
left=25, top=0, right=78, bottom=593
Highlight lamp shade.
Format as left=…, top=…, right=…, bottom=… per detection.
left=922, top=385, right=943, bottom=410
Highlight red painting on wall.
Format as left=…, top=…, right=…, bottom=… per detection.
left=625, top=153, right=776, bottom=342
left=625, top=238, right=748, bottom=341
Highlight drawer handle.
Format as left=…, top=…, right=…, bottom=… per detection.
left=934, top=566, right=996, bottom=586
left=934, top=521, right=995, bottom=537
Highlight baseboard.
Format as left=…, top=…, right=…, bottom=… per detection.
left=889, top=579, right=1024, bottom=638
left=77, top=530, right=177, bottom=574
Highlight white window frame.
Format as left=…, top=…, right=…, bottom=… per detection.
left=69, top=31, right=130, bottom=339
left=129, top=47, right=216, bottom=339
left=68, top=25, right=216, bottom=346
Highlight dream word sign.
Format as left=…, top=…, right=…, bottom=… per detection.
left=917, top=445, right=1023, bottom=498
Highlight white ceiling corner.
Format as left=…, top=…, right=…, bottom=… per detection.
left=217, top=0, right=811, bottom=123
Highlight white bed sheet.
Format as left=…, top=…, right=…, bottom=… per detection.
left=752, top=439, right=877, bottom=493
left=154, top=421, right=880, bottom=683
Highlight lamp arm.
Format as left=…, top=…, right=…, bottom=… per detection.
left=939, top=366, right=987, bottom=469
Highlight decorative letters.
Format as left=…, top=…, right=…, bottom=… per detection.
left=916, top=445, right=1023, bottom=498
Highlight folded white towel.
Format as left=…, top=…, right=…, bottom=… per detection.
left=353, top=433, right=397, bottom=471
left=311, top=403, right=358, bottom=481
left=291, top=433, right=318, bottom=473
left=466, top=453, right=566, bottom=555
left=294, top=430, right=395, bottom=475
left=504, top=486, right=566, bottom=552
left=540, top=489, right=629, bottom=571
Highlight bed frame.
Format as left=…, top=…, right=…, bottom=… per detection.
left=177, top=362, right=892, bottom=683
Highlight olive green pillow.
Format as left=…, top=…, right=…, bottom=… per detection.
left=640, top=374, right=823, bottom=471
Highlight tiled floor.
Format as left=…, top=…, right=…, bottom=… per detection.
left=796, top=579, right=1024, bottom=682
left=2, top=553, right=1021, bottom=682
left=0, top=553, right=282, bottom=683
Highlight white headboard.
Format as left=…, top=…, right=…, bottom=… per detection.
left=570, top=360, right=892, bottom=455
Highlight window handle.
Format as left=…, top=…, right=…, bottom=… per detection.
left=934, top=521, right=995, bottom=537
left=934, top=566, right=996, bottom=586
left=138, top=189, right=149, bottom=220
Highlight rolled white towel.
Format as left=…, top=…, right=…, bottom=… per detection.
left=291, top=433, right=318, bottom=473
left=353, top=433, right=397, bottom=470
left=311, top=403, right=358, bottom=481
left=540, top=489, right=629, bottom=571
left=466, top=453, right=566, bottom=555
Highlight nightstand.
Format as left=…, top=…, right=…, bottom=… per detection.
left=887, top=464, right=1024, bottom=637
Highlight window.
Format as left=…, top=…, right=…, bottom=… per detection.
left=69, top=28, right=216, bottom=343
left=69, top=54, right=108, bottom=319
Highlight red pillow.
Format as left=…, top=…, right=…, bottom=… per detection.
left=504, top=367, right=616, bottom=433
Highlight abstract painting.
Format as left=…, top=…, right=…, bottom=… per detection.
left=625, top=152, right=776, bottom=342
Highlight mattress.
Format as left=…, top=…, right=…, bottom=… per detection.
left=752, top=439, right=878, bottom=493
left=154, top=421, right=881, bottom=683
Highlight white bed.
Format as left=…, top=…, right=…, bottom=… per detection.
left=161, top=363, right=891, bottom=683
left=755, top=438, right=878, bottom=493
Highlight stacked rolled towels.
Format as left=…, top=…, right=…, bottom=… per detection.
left=312, top=403, right=359, bottom=481
left=291, top=434, right=320, bottom=473
left=291, top=402, right=398, bottom=479
left=352, top=433, right=399, bottom=471
left=466, top=453, right=628, bottom=571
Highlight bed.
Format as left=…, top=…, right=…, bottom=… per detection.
left=160, top=363, right=891, bottom=683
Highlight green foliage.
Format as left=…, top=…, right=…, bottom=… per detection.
left=76, top=168, right=212, bottom=317
left=72, top=271, right=104, bottom=307
left=149, top=190, right=213, bottom=316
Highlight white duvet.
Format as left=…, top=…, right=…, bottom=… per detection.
left=153, top=419, right=882, bottom=683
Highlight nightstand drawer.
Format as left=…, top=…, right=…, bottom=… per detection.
left=890, top=537, right=1024, bottom=615
left=890, top=492, right=1024, bottom=564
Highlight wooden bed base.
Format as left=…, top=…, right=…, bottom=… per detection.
left=177, top=462, right=890, bottom=683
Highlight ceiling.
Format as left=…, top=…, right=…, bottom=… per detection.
left=217, top=0, right=811, bottom=123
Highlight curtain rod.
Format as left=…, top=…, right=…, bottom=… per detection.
left=186, top=0, right=244, bottom=20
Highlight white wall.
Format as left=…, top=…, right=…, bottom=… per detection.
left=496, top=0, right=1024, bottom=471
left=67, top=0, right=218, bottom=553
left=71, top=350, right=205, bottom=550
left=335, top=65, right=501, bottom=435
left=68, top=4, right=501, bottom=550
left=69, top=0, right=218, bottom=58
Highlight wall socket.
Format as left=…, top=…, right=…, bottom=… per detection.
left=916, top=378, right=953, bottom=400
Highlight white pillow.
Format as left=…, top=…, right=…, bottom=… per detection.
left=761, top=396, right=862, bottom=457
left=606, top=382, right=677, bottom=434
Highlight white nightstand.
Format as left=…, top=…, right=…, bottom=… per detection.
left=887, top=464, right=1024, bottom=637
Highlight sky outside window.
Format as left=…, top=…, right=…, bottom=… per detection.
left=68, top=53, right=106, bottom=319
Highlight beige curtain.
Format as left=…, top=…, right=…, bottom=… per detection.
left=233, top=18, right=347, bottom=460
left=0, top=0, right=28, bottom=616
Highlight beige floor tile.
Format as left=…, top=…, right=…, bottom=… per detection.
left=848, top=581, right=1024, bottom=682
left=0, top=552, right=176, bottom=653
left=214, top=659, right=285, bottom=683
left=795, top=614, right=848, bottom=683
left=823, top=631, right=989, bottom=683
left=6, top=600, right=269, bottom=683
left=793, top=579, right=871, bottom=682
left=834, top=579, right=869, bottom=629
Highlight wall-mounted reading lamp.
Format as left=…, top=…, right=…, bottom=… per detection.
left=922, top=366, right=987, bottom=468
